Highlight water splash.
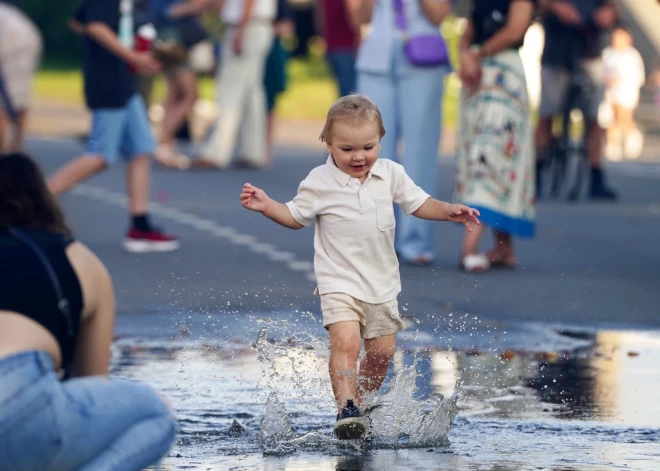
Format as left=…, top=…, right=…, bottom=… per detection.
left=255, top=328, right=459, bottom=453
left=259, top=393, right=294, bottom=454
left=366, top=364, right=459, bottom=448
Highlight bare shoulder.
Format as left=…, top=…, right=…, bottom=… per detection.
left=65, top=242, right=113, bottom=315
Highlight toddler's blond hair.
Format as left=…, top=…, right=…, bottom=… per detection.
left=319, top=94, right=386, bottom=143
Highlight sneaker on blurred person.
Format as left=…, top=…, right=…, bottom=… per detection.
left=123, top=227, right=180, bottom=253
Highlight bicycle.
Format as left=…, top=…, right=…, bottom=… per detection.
left=538, top=65, right=593, bottom=202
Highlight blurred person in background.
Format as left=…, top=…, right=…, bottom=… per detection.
left=355, top=0, right=452, bottom=266
left=0, top=153, right=176, bottom=471
left=193, top=0, right=275, bottom=170
left=455, top=0, right=536, bottom=273
left=150, top=0, right=213, bottom=169
left=0, top=2, right=42, bottom=152
left=49, top=0, right=180, bottom=253
left=603, top=24, right=645, bottom=161
left=316, top=0, right=360, bottom=97
left=535, top=0, right=619, bottom=200
left=264, top=0, right=295, bottom=161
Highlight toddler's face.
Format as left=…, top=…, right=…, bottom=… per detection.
left=326, top=121, right=381, bottom=182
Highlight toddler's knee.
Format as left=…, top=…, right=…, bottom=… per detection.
left=332, top=335, right=361, bottom=361
left=368, top=343, right=396, bottom=364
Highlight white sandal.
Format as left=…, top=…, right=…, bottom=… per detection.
left=155, top=144, right=191, bottom=170
left=461, top=254, right=490, bottom=273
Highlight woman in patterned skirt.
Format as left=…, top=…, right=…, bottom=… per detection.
left=455, top=0, right=536, bottom=272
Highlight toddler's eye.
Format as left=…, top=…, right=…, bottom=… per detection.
left=341, top=148, right=352, bottom=152
left=365, top=146, right=374, bottom=150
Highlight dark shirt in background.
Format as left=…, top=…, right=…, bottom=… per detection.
left=542, top=0, right=610, bottom=70
left=74, top=0, right=135, bottom=110
left=472, top=0, right=535, bottom=50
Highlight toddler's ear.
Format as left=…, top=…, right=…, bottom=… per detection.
left=325, top=140, right=333, bottom=153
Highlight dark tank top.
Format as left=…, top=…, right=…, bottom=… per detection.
left=0, top=228, right=83, bottom=379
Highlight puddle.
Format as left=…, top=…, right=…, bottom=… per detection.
left=110, top=312, right=660, bottom=470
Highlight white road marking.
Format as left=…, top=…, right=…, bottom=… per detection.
left=71, top=184, right=316, bottom=283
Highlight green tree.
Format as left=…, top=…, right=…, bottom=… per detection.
left=20, top=0, right=83, bottom=66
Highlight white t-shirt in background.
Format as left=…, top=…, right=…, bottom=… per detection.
left=603, top=46, right=646, bottom=109
left=222, top=0, right=276, bottom=24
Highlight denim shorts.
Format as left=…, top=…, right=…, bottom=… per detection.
left=0, top=351, right=176, bottom=471
left=87, top=94, right=156, bottom=164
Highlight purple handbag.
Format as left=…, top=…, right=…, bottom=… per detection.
left=394, top=0, right=449, bottom=67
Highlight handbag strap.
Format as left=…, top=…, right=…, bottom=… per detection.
left=8, top=227, right=75, bottom=378
left=393, top=0, right=407, bottom=31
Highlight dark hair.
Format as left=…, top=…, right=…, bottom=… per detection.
left=0, top=153, right=71, bottom=235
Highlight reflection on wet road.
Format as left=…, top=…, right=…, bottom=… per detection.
left=110, top=315, right=660, bottom=471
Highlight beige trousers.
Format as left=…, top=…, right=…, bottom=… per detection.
left=201, top=21, right=273, bottom=167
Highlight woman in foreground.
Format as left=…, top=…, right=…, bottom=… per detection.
left=0, top=153, right=176, bottom=470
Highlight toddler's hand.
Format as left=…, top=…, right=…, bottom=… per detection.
left=446, top=204, right=481, bottom=232
left=240, top=183, right=270, bottom=213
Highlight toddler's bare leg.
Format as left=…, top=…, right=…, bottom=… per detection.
left=328, top=321, right=362, bottom=414
left=358, top=334, right=396, bottom=405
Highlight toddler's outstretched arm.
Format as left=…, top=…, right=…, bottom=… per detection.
left=240, top=183, right=304, bottom=230
left=413, top=198, right=481, bottom=232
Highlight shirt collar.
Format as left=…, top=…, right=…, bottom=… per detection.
left=326, top=155, right=385, bottom=187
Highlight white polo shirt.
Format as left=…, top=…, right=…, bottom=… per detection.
left=222, top=0, right=276, bottom=24
left=286, top=156, right=430, bottom=304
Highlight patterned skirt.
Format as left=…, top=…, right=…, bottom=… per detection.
left=455, top=49, right=535, bottom=237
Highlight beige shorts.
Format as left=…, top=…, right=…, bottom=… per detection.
left=320, top=293, right=406, bottom=339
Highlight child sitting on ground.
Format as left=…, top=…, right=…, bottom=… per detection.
left=240, top=95, right=480, bottom=439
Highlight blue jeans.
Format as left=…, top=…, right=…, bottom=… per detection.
left=0, top=351, right=176, bottom=471
left=87, top=94, right=156, bottom=164
left=358, top=43, right=447, bottom=261
left=327, top=50, right=357, bottom=97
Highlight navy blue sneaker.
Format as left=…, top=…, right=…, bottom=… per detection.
left=334, top=399, right=366, bottom=440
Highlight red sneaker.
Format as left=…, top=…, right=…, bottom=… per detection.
left=123, top=227, right=180, bottom=253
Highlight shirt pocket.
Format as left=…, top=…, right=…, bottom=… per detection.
left=375, top=198, right=396, bottom=231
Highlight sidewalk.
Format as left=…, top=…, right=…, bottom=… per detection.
left=28, top=99, right=660, bottom=161
left=28, top=99, right=459, bottom=155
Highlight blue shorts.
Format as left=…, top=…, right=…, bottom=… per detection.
left=87, top=94, right=156, bottom=164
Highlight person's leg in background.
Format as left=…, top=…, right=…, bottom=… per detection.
left=240, top=22, right=273, bottom=168
left=583, top=59, right=617, bottom=200
left=397, top=65, right=445, bottom=264
left=327, top=49, right=357, bottom=97
left=156, top=67, right=197, bottom=169
left=121, top=94, right=179, bottom=252
left=357, top=68, right=398, bottom=169
left=0, top=112, right=10, bottom=152
left=606, top=102, right=623, bottom=160
left=535, top=65, right=568, bottom=198
left=263, top=36, right=289, bottom=164
left=198, top=23, right=269, bottom=169
left=47, top=107, right=124, bottom=195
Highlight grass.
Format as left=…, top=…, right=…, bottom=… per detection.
left=33, top=17, right=465, bottom=126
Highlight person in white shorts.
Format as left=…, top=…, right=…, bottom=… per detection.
left=239, top=95, right=480, bottom=439
left=603, top=25, right=646, bottom=160
left=0, top=3, right=42, bottom=152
